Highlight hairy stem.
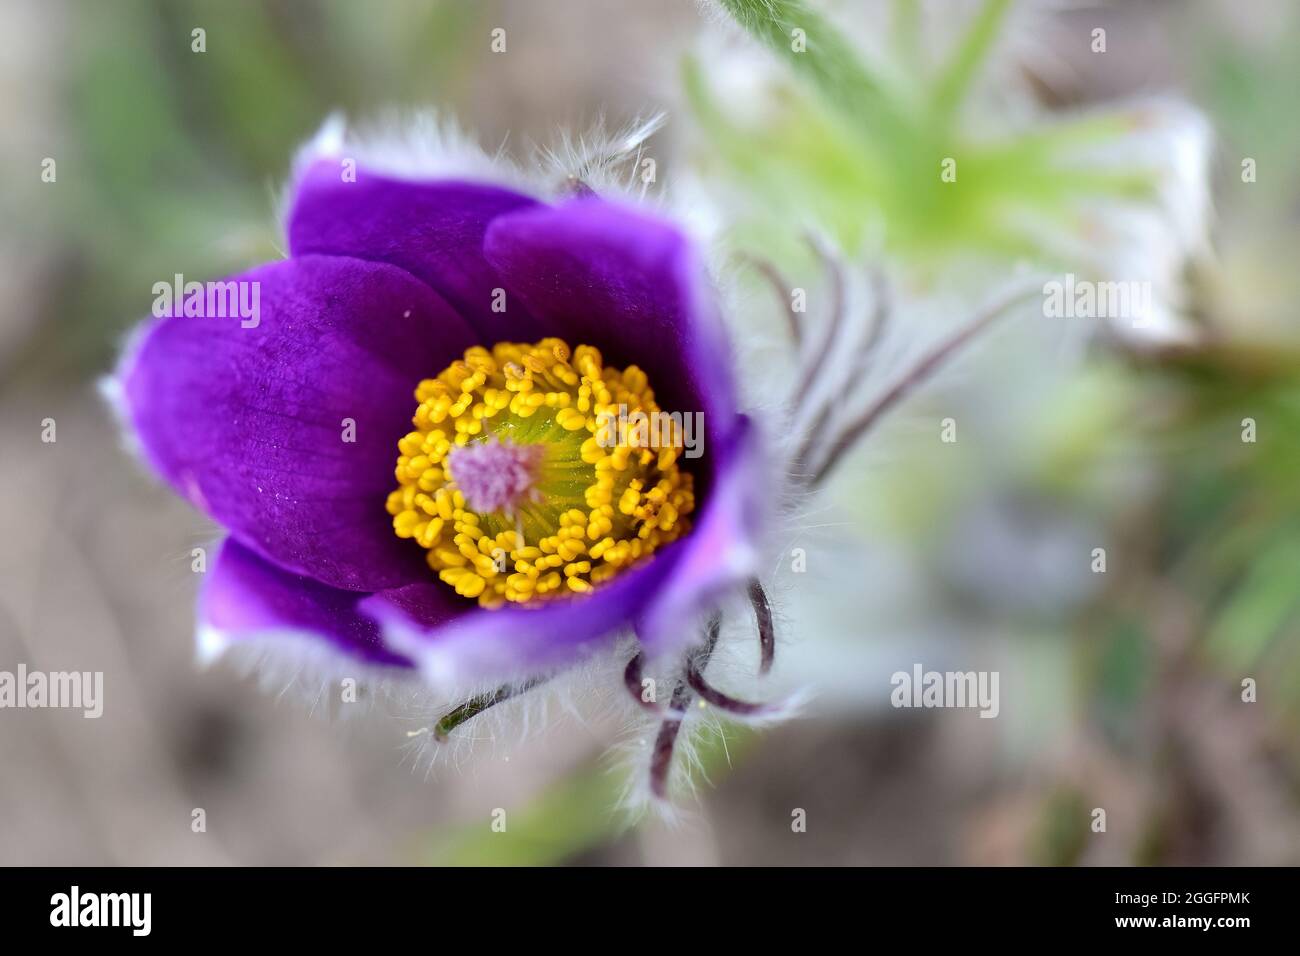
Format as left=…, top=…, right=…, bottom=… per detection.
left=811, top=281, right=1040, bottom=488
left=743, top=254, right=803, bottom=347
left=790, top=234, right=848, bottom=414
left=648, top=616, right=723, bottom=799
left=749, top=578, right=776, bottom=675
left=792, top=265, right=890, bottom=472
left=433, top=677, right=546, bottom=741
left=623, top=650, right=661, bottom=712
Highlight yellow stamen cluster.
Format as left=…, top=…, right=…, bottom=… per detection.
left=386, top=338, right=696, bottom=608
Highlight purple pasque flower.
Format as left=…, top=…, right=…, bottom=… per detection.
left=111, top=122, right=771, bottom=797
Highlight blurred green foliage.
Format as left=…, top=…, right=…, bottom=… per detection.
left=21, top=0, right=482, bottom=382
left=692, top=0, right=1156, bottom=271
left=417, top=726, right=752, bottom=865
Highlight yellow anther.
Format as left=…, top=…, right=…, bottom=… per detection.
left=387, top=338, right=696, bottom=608
left=555, top=407, right=587, bottom=431
left=393, top=510, right=421, bottom=538
left=417, top=518, right=444, bottom=548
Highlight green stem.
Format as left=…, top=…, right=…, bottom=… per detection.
left=929, top=0, right=1014, bottom=126
left=715, top=0, right=913, bottom=142
left=433, top=677, right=545, bottom=740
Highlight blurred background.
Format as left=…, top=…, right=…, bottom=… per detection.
left=2, top=0, right=1299, bottom=865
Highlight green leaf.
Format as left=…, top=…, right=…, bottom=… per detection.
left=714, top=0, right=912, bottom=141
left=928, top=0, right=1013, bottom=126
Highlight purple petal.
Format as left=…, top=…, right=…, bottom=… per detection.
left=483, top=197, right=740, bottom=430
left=119, top=254, right=476, bottom=591
left=362, top=203, right=765, bottom=685
left=484, top=198, right=763, bottom=657
left=287, top=160, right=550, bottom=341
left=200, top=538, right=413, bottom=668
left=633, top=415, right=764, bottom=657
left=361, top=544, right=684, bottom=688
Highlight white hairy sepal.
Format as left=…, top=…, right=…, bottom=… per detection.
left=1064, top=96, right=1214, bottom=348
left=289, top=111, right=531, bottom=195
left=283, top=110, right=672, bottom=222
left=197, top=624, right=434, bottom=722
left=197, top=620, right=635, bottom=770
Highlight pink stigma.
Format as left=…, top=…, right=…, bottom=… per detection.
left=447, top=437, right=544, bottom=514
